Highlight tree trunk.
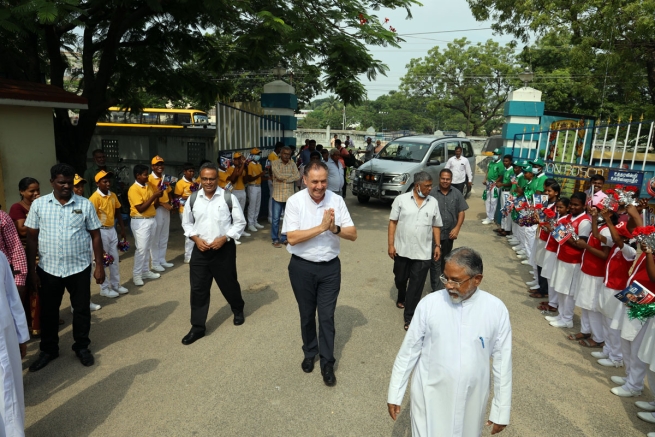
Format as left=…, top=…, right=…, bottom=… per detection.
left=52, top=108, right=95, bottom=174
left=646, top=52, right=655, bottom=106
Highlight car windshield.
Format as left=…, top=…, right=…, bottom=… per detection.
left=377, top=141, right=430, bottom=162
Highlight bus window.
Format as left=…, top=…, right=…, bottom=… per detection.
left=194, top=113, right=209, bottom=125
left=160, top=113, right=175, bottom=125
left=142, top=112, right=159, bottom=125
left=176, top=113, right=191, bottom=124
left=125, top=112, right=140, bottom=124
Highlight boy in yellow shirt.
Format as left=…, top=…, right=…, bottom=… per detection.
left=89, top=170, right=128, bottom=298
left=73, top=175, right=102, bottom=311
left=174, top=162, right=197, bottom=263
left=148, top=155, right=174, bottom=271
left=128, top=164, right=163, bottom=286
left=245, top=148, right=265, bottom=232
left=226, top=152, right=249, bottom=238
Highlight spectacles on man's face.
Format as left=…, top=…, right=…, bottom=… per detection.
left=439, top=274, right=473, bottom=289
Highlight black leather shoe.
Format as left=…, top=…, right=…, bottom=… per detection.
left=321, top=364, right=337, bottom=387
left=29, top=352, right=59, bottom=372
left=301, top=356, right=315, bottom=373
left=233, top=311, right=245, bottom=326
left=182, top=330, right=205, bottom=345
left=75, top=349, right=95, bottom=367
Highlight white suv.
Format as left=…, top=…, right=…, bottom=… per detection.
left=351, top=135, right=476, bottom=203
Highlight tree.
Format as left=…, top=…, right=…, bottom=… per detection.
left=0, top=0, right=417, bottom=172
left=400, top=38, right=520, bottom=136
left=467, top=0, right=655, bottom=109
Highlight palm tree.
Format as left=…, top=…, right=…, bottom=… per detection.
left=322, top=96, right=343, bottom=115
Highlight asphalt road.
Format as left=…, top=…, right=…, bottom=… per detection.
left=22, top=189, right=654, bottom=437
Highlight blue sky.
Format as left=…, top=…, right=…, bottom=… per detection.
left=354, top=0, right=515, bottom=100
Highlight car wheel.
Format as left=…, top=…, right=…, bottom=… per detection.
left=357, top=195, right=370, bottom=204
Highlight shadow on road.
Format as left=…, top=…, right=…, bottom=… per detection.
left=205, top=286, right=279, bottom=335
left=334, top=305, right=368, bottom=367
left=26, top=359, right=160, bottom=437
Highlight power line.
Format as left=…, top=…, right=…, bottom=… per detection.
left=396, top=28, right=493, bottom=36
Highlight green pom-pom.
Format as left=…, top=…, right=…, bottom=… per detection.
left=628, top=303, right=655, bottom=322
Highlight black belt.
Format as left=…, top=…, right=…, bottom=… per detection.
left=291, top=254, right=339, bottom=265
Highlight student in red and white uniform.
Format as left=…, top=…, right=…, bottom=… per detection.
left=595, top=212, right=636, bottom=368
left=541, top=198, right=570, bottom=315
left=608, top=206, right=655, bottom=398
left=527, top=179, right=560, bottom=298
left=547, top=192, right=591, bottom=328
left=569, top=206, right=613, bottom=346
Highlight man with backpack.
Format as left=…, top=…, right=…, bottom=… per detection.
left=180, top=162, right=247, bottom=345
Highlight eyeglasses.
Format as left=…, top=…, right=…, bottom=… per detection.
left=439, top=274, right=473, bottom=289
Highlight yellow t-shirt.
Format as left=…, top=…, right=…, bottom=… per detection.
left=218, top=170, right=228, bottom=188
left=226, top=166, right=246, bottom=190
left=148, top=173, right=172, bottom=203
left=247, top=162, right=263, bottom=185
left=89, top=189, right=121, bottom=227
left=267, top=152, right=279, bottom=163
left=128, top=182, right=157, bottom=218
left=174, top=177, right=195, bottom=213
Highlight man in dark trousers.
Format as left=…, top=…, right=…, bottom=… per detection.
left=428, top=168, right=468, bottom=291
left=180, top=162, right=247, bottom=345
left=283, top=161, right=357, bottom=387
left=25, top=163, right=105, bottom=371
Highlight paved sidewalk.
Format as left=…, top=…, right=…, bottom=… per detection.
left=22, top=190, right=651, bottom=436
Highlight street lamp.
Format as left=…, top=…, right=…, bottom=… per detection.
left=271, top=64, right=287, bottom=79
left=518, top=67, right=534, bottom=88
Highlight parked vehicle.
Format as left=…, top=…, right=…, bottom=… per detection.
left=351, top=134, right=476, bottom=203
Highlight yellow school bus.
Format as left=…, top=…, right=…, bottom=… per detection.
left=97, top=107, right=209, bottom=128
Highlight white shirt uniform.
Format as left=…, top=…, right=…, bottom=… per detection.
left=326, top=159, right=344, bottom=193
left=389, top=192, right=443, bottom=260
left=282, top=189, right=354, bottom=262
left=388, top=289, right=512, bottom=437
left=182, top=188, right=246, bottom=242
left=445, top=156, right=473, bottom=184
left=0, top=252, right=29, bottom=437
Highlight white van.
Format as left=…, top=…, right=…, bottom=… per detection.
left=351, top=134, right=476, bottom=203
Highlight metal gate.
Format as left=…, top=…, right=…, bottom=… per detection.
left=511, top=119, right=655, bottom=194
left=215, top=102, right=284, bottom=151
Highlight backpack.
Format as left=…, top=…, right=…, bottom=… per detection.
left=188, top=189, right=233, bottom=222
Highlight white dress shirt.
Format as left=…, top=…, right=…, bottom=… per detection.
left=445, top=156, right=473, bottom=184
left=182, top=188, right=246, bottom=242
left=326, top=159, right=344, bottom=192
left=389, top=191, right=443, bottom=260
left=282, top=189, right=354, bottom=262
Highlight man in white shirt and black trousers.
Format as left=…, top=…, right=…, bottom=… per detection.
left=181, top=162, right=247, bottom=345
left=445, top=145, right=473, bottom=193
left=283, top=161, right=357, bottom=387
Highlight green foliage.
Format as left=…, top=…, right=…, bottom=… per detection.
left=0, top=0, right=419, bottom=171
left=400, top=38, right=520, bottom=135
left=467, top=0, right=655, bottom=110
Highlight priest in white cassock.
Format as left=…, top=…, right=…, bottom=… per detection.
left=0, top=251, right=29, bottom=437
left=387, top=247, right=512, bottom=437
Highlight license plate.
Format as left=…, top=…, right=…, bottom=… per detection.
left=363, top=183, right=377, bottom=190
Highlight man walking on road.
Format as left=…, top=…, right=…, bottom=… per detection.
left=326, top=148, right=345, bottom=195
left=429, top=168, right=468, bottom=291
left=445, top=145, right=473, bottom=193
left=26, top=164, right=105, bottom=371
left=270, top=146, right=300, bottom=248
left=387, top=247, right=512, bottom=437
left=181, top=163, right=247, bottom=345
left=388, top=171, right=442, bottom=331
left=283, top=161, right=357, bottom=387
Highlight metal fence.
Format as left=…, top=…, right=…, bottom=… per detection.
left=215, top=102, right=284, bottom=151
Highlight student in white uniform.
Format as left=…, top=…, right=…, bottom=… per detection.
left=387, top=247, right=512, bottom=437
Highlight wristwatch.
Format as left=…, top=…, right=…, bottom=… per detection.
left=435, top=244, right=441, bottom=248
left=333, top=225, right=341, bottom=235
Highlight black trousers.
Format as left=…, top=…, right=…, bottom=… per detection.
left=189, top=240, right=244, bottom=333
left=38, top=265, right=92, bottom=354
left=452, top=182, right=465, bottom=193
left=429, top=238, right=455, bottom=291
left=288, top=254, right=341, bottom=368
left=393, top=256, right=431, bottom=324
left=537, top=265, right=549, bottom=296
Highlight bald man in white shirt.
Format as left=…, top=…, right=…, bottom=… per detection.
left=283, top=161, right=357, bottom=387
left=181, top=162, right=247, bottom=345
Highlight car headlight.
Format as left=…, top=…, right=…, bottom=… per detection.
left=390, top=173, right=409, bottom=184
